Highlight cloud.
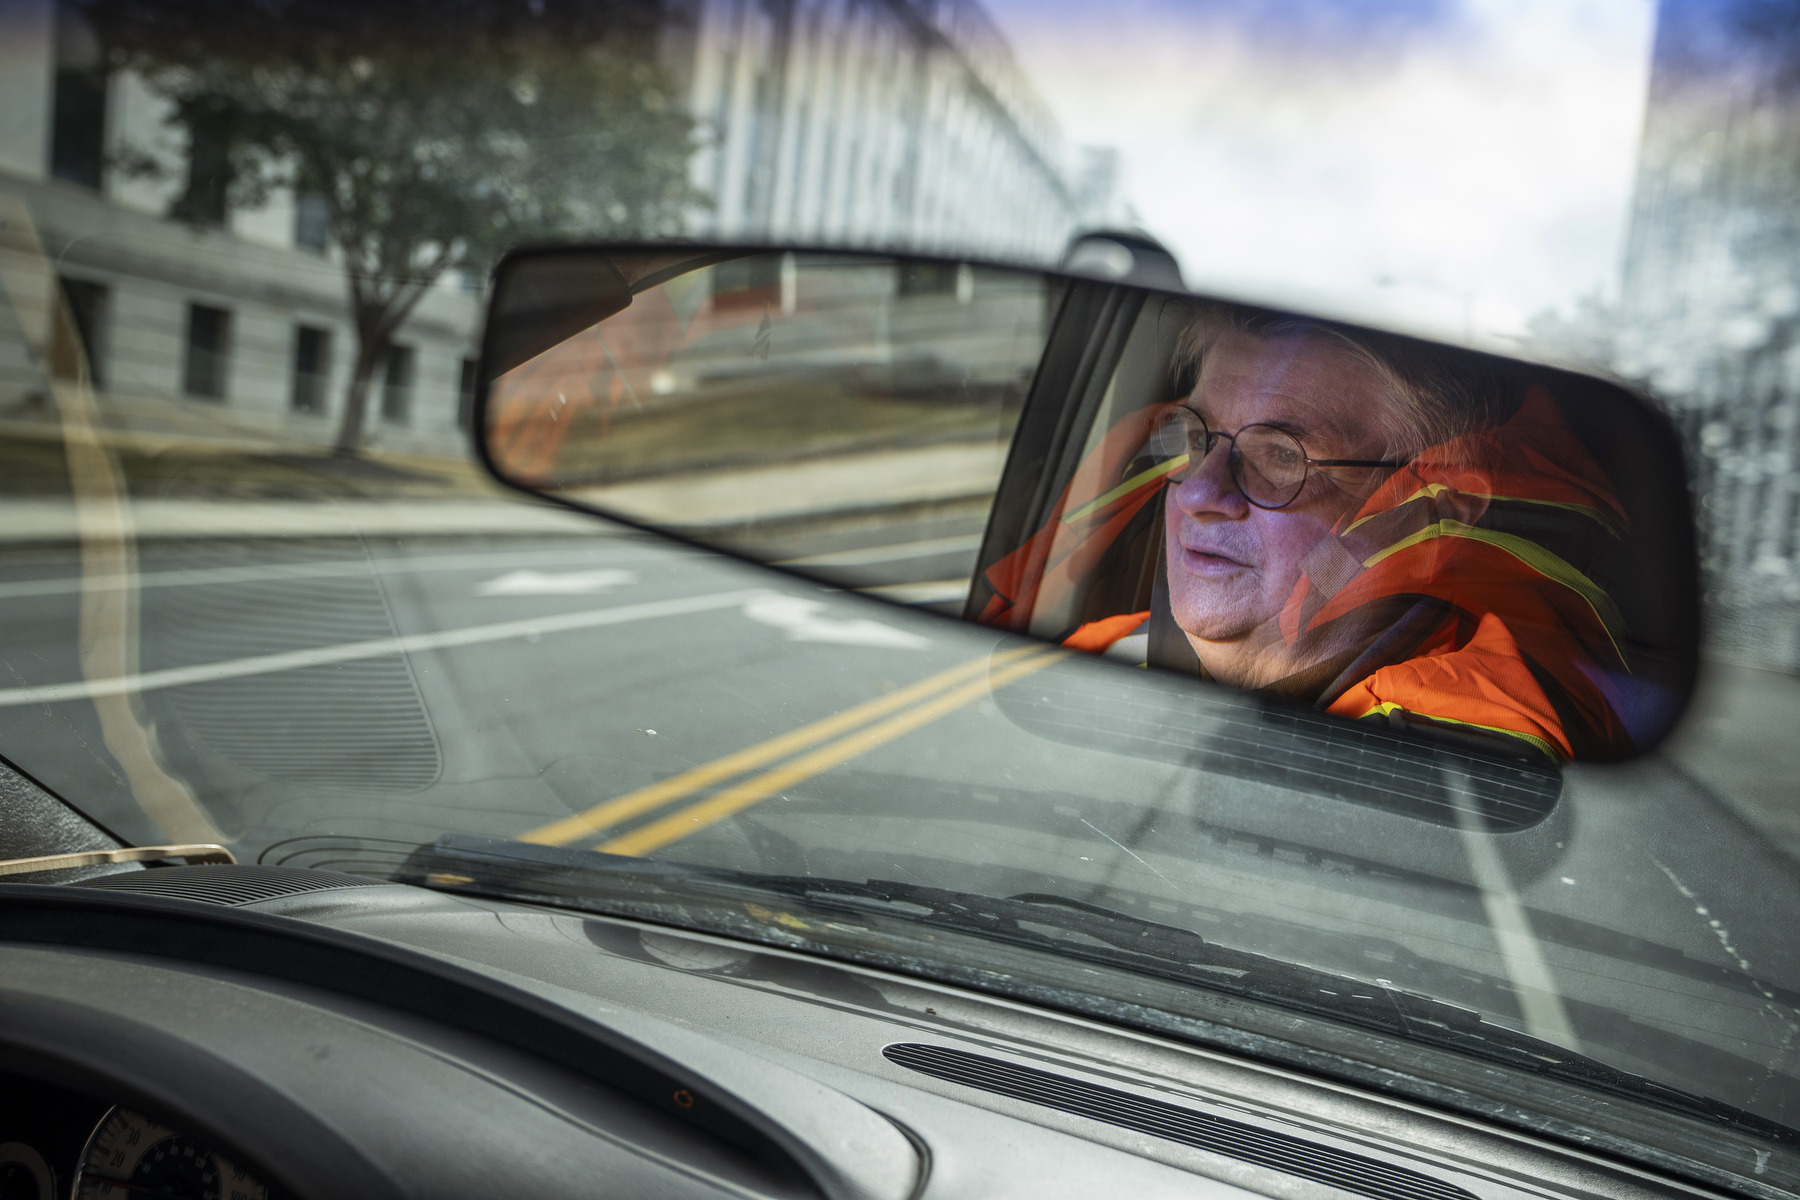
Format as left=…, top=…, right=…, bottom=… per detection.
left=984, top=0, right=1657, bottom=343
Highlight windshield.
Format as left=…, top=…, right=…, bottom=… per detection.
left=2, top=0, right=1798, bottom=1185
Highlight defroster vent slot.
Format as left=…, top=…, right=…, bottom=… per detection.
left=76, top=864, right=388, bottom=906
left=883, top=1043, right=1476, bottom=1200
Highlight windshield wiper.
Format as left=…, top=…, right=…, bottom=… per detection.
left=396, top=833, right=1799, bottom=1148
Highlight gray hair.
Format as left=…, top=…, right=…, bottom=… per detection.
left=1171, top=302, right=1504, bottom=460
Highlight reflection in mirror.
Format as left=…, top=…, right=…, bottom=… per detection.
left=479, top=248, right=1698, bottom=766
left=484, top=251, right=1051, bottom=610
left=971, top=297, right=1697, bottom=767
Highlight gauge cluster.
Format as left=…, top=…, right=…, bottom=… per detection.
left=0, top=1075, right=272, bottom=1200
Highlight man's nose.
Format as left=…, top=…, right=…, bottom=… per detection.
left=1171, top=439, right=1247, bottom=517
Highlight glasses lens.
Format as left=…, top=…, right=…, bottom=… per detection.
left=1233, top=425, right=1308, bottom=507
left=1148, top=409, right=1206, bottom=477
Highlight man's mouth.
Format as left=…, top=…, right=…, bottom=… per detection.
left=1176, top=541, right=1251, bottom=572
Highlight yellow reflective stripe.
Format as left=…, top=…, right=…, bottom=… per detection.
left=1356, top=701, right=1562, bottom=762
left=1345, top=483, right=1621, bottom=538
left=1361, top=518, right=1627, bottom=662
left=1061, top=455, right=1187, bottom=525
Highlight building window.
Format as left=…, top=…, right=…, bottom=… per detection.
left=49, top=4, right=107, bottom=189
left=172, top=119, right=231, bottom=226
left=291, top=326, right=330, bottom=414
left=53, top=277, right=108, bottom=385
left=457, top=357, right=478, bottom=430
left=381, top=345, right=414, bottom=424
left=898, top=262, right=960, bottom=296
left=294, top=192, right=331, bottom=253
left=183, top=304, right=230, bottom=400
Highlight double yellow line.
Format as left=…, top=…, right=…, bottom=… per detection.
left=519, top=643, right=1064, bottom=857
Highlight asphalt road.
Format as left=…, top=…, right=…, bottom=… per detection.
left=1, top=519, right=1798, bottom=1124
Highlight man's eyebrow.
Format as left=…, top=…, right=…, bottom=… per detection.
left=1256, top=418, right=1311, bottom=438
left=1189, top=399, right=1310, bottom=431
left=1248, top=402, right=1355, bottom=446
left=1190, top=395, right=1347, bottom=444
left=1240, top=414, right=1327, bottom=445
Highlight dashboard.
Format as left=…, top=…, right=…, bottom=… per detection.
left=0, top=863, right=1783, bottom=1200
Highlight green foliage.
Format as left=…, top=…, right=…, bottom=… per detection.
left=84, top=0, right=703, bottom=451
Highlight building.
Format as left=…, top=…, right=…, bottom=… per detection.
left=1611, top=0, right=1800, bottom=665
left=672, top=0, right=1083, bottom=258
left=0, top=0, right=1095, bottom=464
left=0, top=0, right=483, bottom=458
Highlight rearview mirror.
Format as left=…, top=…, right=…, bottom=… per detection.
left=474, top=243, right=1701, bottom=777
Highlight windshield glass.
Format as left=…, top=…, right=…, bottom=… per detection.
left=2, top=0, right=1798, bottom=1182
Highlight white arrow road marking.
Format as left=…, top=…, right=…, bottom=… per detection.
left=741, top=595, right=930, bottom=649
left=476, top=568, right=638, bottom=596
left=0, top=588, right=771, bottom=708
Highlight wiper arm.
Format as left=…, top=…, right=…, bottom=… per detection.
left=397, top=834, right=1798, bottom=1148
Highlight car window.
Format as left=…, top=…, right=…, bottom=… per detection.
left=1, top=0, right=1797, bottom=1176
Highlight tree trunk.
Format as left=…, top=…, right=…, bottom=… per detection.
left=332, top=268, right=442, bottom=457
left=333, top=331, right=385, bottom=457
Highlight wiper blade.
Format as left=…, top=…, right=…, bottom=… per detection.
left=397, top=834, right=1798, bottom=1147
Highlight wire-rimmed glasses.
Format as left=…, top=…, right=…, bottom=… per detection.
left=1147, top=406, right=1410, bottom=510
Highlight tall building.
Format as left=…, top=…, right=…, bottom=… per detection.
left=0, top=0, right=1093, bottom=460
left=672, top=0, right=1080, bottom=258
left=1613, top=0, right=1800, bottom=664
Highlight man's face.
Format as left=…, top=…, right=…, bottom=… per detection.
left=1163, top=329, right=1397, bottom=674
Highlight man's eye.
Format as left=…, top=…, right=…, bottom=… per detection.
left=1148, top=424, right=1188, bottom=459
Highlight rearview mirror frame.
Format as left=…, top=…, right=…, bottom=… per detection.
left=471, top=240, right=1704, bottom=773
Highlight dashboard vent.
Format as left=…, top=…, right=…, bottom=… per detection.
left=883, top=1043, right=1477, bottom=1200
left=75, top=864, right=387, bottom=907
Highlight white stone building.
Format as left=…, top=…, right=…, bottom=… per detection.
left=0, top=0, right=483, bottom=458
left=671, top=0, right=1082, bottom=257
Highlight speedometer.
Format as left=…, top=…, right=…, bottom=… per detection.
left=72, top=1108, right=268, bottom=1200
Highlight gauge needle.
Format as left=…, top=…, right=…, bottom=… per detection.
left=77, top=1174, right=206, bottom=1199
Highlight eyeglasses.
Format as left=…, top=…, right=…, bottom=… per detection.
left=1147, top=407, right=1410, bottom=510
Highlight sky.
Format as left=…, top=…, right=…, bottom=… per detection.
left=980, top=0, right=1660, bottom=349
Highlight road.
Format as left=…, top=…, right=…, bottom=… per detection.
left=1, top=513, right=1798, bottom=1124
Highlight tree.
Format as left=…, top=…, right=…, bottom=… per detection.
left=86, top=0, right=701, bottom=455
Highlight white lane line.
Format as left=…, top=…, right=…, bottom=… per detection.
left=858, top=578, right=971, bottom=605
left=0, top=545, right=650, bottom=602
left=741, top=594, right=930, bottom=649
left=779, top=534, right=982, bottom=568
left=1444, top=765, right=1582, bottom=1051
left=475, top=568, right=638, bottom=596
left=0, top=534, right=982, bottom=602
left=0, top=588, right=771, bottom=708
